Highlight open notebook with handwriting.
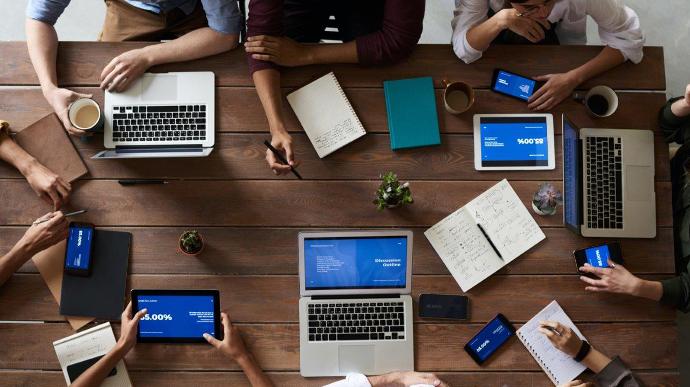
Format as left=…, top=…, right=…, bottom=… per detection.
left=424, top=179, right=545, bottom=292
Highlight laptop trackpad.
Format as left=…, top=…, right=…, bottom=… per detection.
left=142, top=74, right=178, bottom=101
left=339, top=345, right=375, bottom=374
left=626, top=166, right=653, bottom=202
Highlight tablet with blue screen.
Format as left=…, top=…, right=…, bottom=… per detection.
left=473, top=114, right=555, bottom=170
left=131, top=289, right=221, bottom=343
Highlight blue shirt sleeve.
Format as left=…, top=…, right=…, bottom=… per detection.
left=200, top=0, right=243, bottom=35
left=26, top=0, right=72, bottom=25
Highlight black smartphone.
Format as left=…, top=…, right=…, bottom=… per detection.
left=418, top=294, right=469, bottom=320
left=573, top=242, right=623, bottom=278
left=64, top=222, right=95, bottom=277
left=464, top=314, right=516, bottom=365
left=66, top=355, right=117, bottom=382
left=491, top=69, right=540, bottom=102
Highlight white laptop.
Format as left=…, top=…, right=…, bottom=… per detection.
left=298, top=230, right=414, bottom=377
left=93, top=72, right=215, bottom=159
left=562, top=114, right=656, bottom=238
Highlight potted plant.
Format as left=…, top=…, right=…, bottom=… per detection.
left=179, top=230, right=204, bottom=256
left=532, top=183, right=563, bottom=216
left=373, top=172, right=413, bottom=210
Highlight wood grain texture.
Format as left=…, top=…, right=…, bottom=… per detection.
left=0, top=43, right=665, bottom=89
left=0, top=274, right=674, bottom=322
left=0, top=180, right=673, bottom=227
left=5, top=227, right=673, bottom=276
left=0, top=87, right=667, bottom=135
left=0, top=322, right=676, bottom=371
left=0, top=370, right=679, bottom=387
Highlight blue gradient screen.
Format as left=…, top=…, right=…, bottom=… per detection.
left=304, top=236, right=408, bottom=290
left=136, top=295, right=216, bottom=338
left=467, top=316, right=514, bottom=362
left=563, top=117, right=581, bottom=230
left=480, top=117, right=549, bottom=167
left=585, top=245, right=611, bottom=268
left=65, top=225, right=93, bottom=270
left=493, top=70, right=536, bottom=101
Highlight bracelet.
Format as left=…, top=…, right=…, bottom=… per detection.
left=574, top=340, right=591, bottom=362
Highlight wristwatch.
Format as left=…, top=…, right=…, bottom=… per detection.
left=574, top=340, right=591, bottom=362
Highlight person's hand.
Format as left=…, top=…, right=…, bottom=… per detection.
left=558, top=380, right=594, bottom=387
left=23, top=159, right=71, bottom=210
left=117, top=301, right=147, bottom=353
left=204, top=312, right=250, bottom=361
left=579, top=262, right=641, bottom=295
left=266, top=131, right=300, bottom=176
left=538, top=321, right=582, bottom=357
left=683, top=83, right=690, bottom=106
left=17, top=211, right=68, bottom=255
left=45, top=88, right=93, bottom=136
left=244, top=35, right=311, bottom=67
left=528, top=72, right=580, bottom=111
left=368, top=371, right=447, bottom=387
left=100, top=48, right=152, bottom=92
left=496, top=8, right=551, bottom=43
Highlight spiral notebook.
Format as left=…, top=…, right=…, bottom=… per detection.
left=517, top=301, right=587, bottom=385
left=287, top=72, right=366, bottom=158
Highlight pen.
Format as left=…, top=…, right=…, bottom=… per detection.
left=477, top=223, right=503, bottom=260
left=263, top=140, right=303, bottom=180
left=118, top=179, right=169, bottom=186
left=33, top=209, right=88, bottom=224
left=540, top=325, right=562, bottom=336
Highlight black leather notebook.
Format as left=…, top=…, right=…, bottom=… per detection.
left=60, top=230, right=131, bottom=320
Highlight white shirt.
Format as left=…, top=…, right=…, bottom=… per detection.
left=323, top=373, right=435, bottom=387
left=451, top=0, right=645, bottom=64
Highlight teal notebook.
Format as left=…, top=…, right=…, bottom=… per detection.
left=383, top=76, right=441, bottom=150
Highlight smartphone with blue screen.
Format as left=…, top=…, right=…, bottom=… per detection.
left=573, top=242, right=623, bottom=278
left=491, top=69, right=540, bottom=102
left=64, top=222, right=95, bottom=277
left=464, top=313, right=515, bottom=365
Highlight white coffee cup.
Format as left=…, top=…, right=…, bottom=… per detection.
left=583, top=85, right=619, bottom=118
left=68, top=98, right=104, bottom=131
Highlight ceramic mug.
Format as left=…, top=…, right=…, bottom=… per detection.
left=68, top=98, right=104, bottom=132
left=442, top=80, right=475, bottom=115
left=576, top=85, right=619, bottom=118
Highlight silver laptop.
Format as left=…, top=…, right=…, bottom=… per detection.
left=298, top=230, right=414, bottom=377
left=562, top=114, right=655, bottom=238
left=93, top=72, right=215, bottom=159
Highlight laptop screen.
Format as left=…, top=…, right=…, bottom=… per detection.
left=304, top=236, right=408, bottom=290
left=563, top=115, right=581, bottom=231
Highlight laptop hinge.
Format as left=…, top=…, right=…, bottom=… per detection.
left=115, top=144, right=203, bottom=153
left=311, top=294, right=402, bottom=300
left=577, top=138, right=584, bottom=230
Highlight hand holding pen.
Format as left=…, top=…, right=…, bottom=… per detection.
left=264, top=140, right=303, bottom=179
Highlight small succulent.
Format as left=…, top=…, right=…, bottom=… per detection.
left=373, top=172, right=413, bottom=210
left=179, top=230, right=204, bottom=254
left=532, top=182, right=563, bottom=215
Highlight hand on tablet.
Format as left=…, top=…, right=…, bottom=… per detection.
left=204, top=312, right=249, bottom=361
left=118, top=301, right=147, bottom=353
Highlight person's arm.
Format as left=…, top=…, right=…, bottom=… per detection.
left=72, top=302, right=147, bottom=387
left=578, top=263, right=664, bottom=302
left=659, top=85, right=690, bottom=143
left=0, top=127, right=71, bottom=209
left=0, top=211, right=68, bottom=286
left=205, top=312, right=274, bottom=387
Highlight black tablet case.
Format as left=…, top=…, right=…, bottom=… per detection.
left=60, top=230, right=131, bottom=320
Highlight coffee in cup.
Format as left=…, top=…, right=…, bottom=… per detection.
left=582, top=85, right=618, bottom=118
left=442, top=80, right=475, bottom=115
left=68, top=98, right=104, bottom=132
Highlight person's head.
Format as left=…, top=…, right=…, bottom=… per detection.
left=509, top=0, right=556, bottom=20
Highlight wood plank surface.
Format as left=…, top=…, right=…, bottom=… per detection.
left=0, top=274, right=674, bottom=323
left=3, top=227, right=673, bottom=275
left=0, top=43, right=666, bottom=90
left=0, top=180, right=673, bottom=227
left=0, top=370, right=679, bottom=387
left=0, top=322, right=676, bottom=371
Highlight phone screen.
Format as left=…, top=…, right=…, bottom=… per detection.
left=464, top=314, right=515, bottom=364
left=65, top=224, right=93, bottom=270
left=584, top=244, right=611, bottom=268
left=492, top=70, right=537, bottom=101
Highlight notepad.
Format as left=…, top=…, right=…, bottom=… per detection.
left=53, top=322, right=132, bottom=387
left=383, top=76, right=441, bottom=150
left=287, top=72, right=366, bottom=158
left=517, top=301, right=587, bottom=385
left=424, top=179, right=545, bottom=291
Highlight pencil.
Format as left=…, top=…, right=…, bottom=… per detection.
left=263, top=140, right=303, bottom=180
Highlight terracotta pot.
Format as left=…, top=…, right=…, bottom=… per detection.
left=178, top=232, right=204, bottom=256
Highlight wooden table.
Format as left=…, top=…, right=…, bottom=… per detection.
left=0, top=42, right=678, bottom=386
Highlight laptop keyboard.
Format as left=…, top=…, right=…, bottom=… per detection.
left=111, top=105, right=207, bottom=143
left=585, top=137, right=623, bottom=229
left=307, top=301, right=406, bottom=342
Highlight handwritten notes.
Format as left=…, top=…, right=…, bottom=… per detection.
left=287, top=72, right=366, bottom=158
left=424, top=179, right=545, bottom=291
left=517, top=301, right=587, bottom=385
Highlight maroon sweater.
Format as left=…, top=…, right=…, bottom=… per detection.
left=246, top=0, right=425, bottom=74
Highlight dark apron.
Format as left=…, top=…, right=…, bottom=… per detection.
left=488, top=8, right=560, bottom=45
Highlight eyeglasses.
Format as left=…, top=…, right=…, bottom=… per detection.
left=515, top=0, right=556, bottom=17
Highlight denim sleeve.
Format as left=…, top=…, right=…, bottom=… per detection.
left=200, top=0, right=243, bottom=35
left=26, top=0, right=72, bottom=25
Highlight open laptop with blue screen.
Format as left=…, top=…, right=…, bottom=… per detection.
left=298, top=230, right=414, bottom=377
